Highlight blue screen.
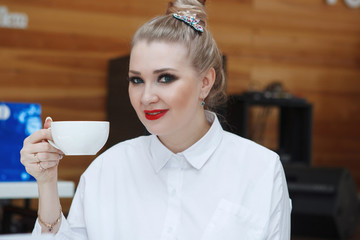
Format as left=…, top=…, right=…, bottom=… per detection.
left=0, top=102, right=42, bottom=181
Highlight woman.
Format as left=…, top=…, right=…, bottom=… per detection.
left=20, top=0, right=291, bottom=239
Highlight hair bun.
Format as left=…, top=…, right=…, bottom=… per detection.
left=166, top=0, right=207, bottom=27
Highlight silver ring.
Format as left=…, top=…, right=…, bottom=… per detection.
left=34, top=153, right=40, bottom=163
left=38, top=162, right=45, bottom=171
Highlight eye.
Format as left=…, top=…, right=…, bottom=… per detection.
left=158, top=73, right=178, bottom=83
left=128, top=76, right=144, bottom=84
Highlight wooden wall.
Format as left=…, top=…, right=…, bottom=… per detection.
left=1, top=0, right=359, bottom=211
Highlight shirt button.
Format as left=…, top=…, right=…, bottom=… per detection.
left=170, top=188, right=176, bottom=196
left=167, top=227, right=173, bottom=233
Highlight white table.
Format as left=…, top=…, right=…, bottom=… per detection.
left=0, top=181, right=75, bottom=199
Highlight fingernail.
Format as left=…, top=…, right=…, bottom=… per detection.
left=59, top=154, right=63, bottom=160
left=45, top=116, right=53, bottom=122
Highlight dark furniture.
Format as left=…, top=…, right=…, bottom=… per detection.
left=106, top=55, right=147, bottom=149
left=225, top=93, right=313, bottom=166
left=286, top=166, right=359, bottom=240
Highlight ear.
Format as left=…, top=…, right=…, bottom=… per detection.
left=200, top=67, right=216, bottom=99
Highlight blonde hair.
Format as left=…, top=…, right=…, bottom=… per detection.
left=131, top=0, right=226, bottom=111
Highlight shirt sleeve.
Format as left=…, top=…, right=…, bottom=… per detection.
left=32, top=176, right=88, bottom=240
left=266, top=157, right=292, bottom=240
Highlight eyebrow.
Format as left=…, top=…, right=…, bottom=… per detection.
left=153, top=68, right=176, bottom=74
left=129, top=68, right=177, bottom=75
left=129, top=70, right=141, bottom=75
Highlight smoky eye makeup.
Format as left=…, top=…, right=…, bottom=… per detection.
left=158, top=73, right=178, bottom=83
left=127, top=76, right=144, bottom=84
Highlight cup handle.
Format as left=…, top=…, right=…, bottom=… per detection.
left=47, top=126, right=60, bottom=150
left=48, top=139, right=61, bottom=150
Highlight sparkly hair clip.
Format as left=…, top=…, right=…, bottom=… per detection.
left=173, top=12, right=204, bottom=33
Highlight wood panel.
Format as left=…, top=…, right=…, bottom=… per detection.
left=0, top=0, right=359, bottom=213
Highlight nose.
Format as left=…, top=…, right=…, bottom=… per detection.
left=141, top=83, right=159, bottom=105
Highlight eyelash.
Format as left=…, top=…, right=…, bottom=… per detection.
left=127, top=73, right=178, bottom=84
left=127, top=76, right=143, bottom=84
left=158, top=73, right=178, bottom=83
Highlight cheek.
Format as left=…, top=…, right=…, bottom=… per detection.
left=169, top=83, right=199, bottom=109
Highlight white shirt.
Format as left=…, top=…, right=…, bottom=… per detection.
left=33, top=111, right=291, bottom=240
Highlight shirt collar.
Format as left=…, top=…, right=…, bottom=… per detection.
left=149, top=111, right=224, bottom=173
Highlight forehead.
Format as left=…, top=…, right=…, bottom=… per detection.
left=130, top=40, right=192, bottom=72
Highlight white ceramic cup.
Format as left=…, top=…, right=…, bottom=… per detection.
left=48, top=121, right=109, bottom=156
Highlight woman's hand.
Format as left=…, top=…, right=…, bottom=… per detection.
left=20, top=117, right=64, bottom=184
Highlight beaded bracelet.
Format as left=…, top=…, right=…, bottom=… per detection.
left=38, top=207, right=62, bottom=232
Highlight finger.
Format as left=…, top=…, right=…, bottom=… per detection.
left=20, top=152, right=42, bottom=165
left=25, top=161, right=55, bottom=174
left=37, top=160, right=59, bottom=170
left=36, top=152, right=63, bottom=163
left=37, top=162, right=46, bottom=171
left=21, top=148, right=63, bottom=168
left=33, top=152, right=40, bottom=163
left=35, top=142, right=62, bottom=154
left=24, top=129, right=53, bottom=145
left=44, top=116, right=52, bottom=129
left=22, top=142, right=62, bottom=159
left=24, top=163, right=42, bottom=175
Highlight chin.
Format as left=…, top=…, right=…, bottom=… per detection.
left=144, top=124, right=171, bottom=137
left=145, top=127, right=163, bottom=136
left=140, top=117, right=169, bottom=136
left=141, top=122, right=160, bottom=135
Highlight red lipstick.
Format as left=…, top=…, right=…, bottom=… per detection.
left=144, top=109, right=168, bottom=120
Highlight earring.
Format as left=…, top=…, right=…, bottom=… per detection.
left=201, top=100, right=205, bottom=107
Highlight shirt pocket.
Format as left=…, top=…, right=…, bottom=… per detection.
left=201, top=199, right=266, bottom=240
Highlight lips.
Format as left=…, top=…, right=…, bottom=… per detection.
left=144, top=109, right=168, bottom=120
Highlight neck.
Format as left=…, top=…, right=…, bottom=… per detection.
left=158, top=111, right=211, bottom=153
